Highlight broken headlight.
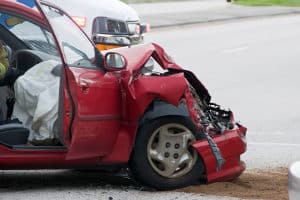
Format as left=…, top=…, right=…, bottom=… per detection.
left=141, top=57, right=168, bottom=76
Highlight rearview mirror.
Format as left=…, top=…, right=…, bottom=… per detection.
left=104, top=52, right=126, bottom=71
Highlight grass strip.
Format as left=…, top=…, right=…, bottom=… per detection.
left=234, top=0, right=300, bottom=6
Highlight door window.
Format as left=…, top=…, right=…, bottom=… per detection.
left=40, top=4, right=97, bottom=68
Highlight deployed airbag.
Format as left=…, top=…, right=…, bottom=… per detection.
left=12, top=60, right=60, bottom=144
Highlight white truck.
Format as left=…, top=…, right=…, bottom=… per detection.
left=48, top=0, right=149, bottom=50
left=11, top=0, right=149, bottom=50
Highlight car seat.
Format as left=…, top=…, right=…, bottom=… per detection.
left=0, top=123, right=29, bottom=146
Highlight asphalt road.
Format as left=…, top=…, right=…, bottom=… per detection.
left=133, top=0, right=300, bottom=28
left=145, top=14, right=300, bottom=170
left=1, top=15, right=300, bottom=200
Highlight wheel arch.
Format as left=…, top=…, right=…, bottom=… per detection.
left=137, top=100, right=208, bottom=179
left=138, top=100, right=190, bottom=127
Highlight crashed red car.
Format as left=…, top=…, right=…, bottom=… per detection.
left=0, top=0, right=246, bottom=190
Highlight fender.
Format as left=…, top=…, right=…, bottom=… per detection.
left=121, top=71, right=189, bottom=122
left=139, top=100, right=189, bottom=126
left=99, top=72, right=189, bottom=164
left=100, top=43, right=212, bottom=164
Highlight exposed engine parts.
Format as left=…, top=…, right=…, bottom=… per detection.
left=188, top=84, right=234, bottom=135
left=139, top=62, right=235, bottom=135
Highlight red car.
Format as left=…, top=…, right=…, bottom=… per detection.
left=0, top=0, right=247, bottom=190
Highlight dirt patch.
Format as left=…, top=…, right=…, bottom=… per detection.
left=179, top=168, right=288, bottom=200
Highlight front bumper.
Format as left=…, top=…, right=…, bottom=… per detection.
left=192, top=125, right=247, bottom=183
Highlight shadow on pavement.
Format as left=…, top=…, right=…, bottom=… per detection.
left=0, top=169, right=152, bottom=192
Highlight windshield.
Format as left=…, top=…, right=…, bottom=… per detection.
left=40, top=3, right=97, bottom=68
left=10, top=19, right=58, bottom=56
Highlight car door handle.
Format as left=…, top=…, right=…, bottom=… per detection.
left=79, top=80, right=89, bottom=93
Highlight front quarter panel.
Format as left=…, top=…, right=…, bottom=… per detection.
left=121, top=72, right=188, bottom=121
left=98, top=71, right=189, bottom=164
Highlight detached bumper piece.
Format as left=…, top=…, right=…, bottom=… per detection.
left=192, top=125, right=247, bottom=183
left=184, top=83, right=247, bottom=183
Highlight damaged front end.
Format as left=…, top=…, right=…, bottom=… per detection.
left=157, top=68, right=247, bottom=183
left=106, top=43, right=247, bottom=183
left=183, top=70, right=247, bottom=183
left=159, top=70, right=247, bottom=183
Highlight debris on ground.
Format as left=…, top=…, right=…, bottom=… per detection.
left=178, top=168, right=288, bottom=200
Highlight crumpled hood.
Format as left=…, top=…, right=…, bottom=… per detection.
left=104, top=43, right=181, bottom=72
left=104, top=43, right=211, bottom=103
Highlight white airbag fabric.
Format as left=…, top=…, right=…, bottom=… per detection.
left=12, top=60, right=60, bottom=142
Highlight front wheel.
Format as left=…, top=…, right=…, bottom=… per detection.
left=130, top=116, right=205, bottom=190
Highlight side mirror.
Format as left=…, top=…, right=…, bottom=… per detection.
left=104, top=52, right=127, bottom=71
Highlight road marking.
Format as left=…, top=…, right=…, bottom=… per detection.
left=223, top=46, right=248, bottom=53
left=249, top=142, right=300, bottom=147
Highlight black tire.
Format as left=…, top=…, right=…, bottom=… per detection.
left=130, top=116, right=205, bottom=190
